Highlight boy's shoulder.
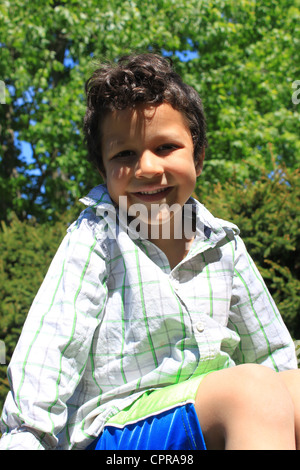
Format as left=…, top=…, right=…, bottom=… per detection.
left=193, top=198, right=240, bottom=238
left=67, top=184, right=116, bottom=241
left=214, top=216, right=240, bottom=235
left=79, top=183, right=113, bottom=209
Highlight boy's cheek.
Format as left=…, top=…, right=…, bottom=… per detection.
left=107, top=165, right=132, bottom=184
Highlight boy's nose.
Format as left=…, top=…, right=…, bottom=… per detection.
left=134, top=151, right=164, bottom=179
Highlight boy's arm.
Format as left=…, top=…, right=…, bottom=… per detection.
left=228, top=235, right=297, bottom=371
left=0, top=217, right=108, bottom=450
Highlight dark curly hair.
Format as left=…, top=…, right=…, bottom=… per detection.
left=83, top=53, right=207, bottom=174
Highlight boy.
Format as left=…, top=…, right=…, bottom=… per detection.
left=0, top=53, right=299, bottom=450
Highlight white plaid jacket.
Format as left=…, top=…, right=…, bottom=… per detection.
left=0, top=184, right=297, bottom=450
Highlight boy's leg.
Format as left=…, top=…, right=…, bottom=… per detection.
left=195, top=364, right=296, bottom=450
left=279, top=369, right=300, bottom=450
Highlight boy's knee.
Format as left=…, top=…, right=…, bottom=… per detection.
left=195, top=364, right=295, bottom=449
left=232, top=363, right=278, bottom=391
left=196, top=364, right=294, bottom=424
left=226, top=364, right=294, bottom=411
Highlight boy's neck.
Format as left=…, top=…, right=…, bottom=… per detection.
left=125, top=203, right=197, bottom=269
left=149, top=234, right=194, bottom=270
left=146, top=211, right=195, bottom=270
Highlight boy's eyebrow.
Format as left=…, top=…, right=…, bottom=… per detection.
left=106, top=130, right=185, bottom=143
left=102, top=128, right=190, bottom=155
left=102, top=136, right=127, bottom=154
left=106, top=136, right=126, bottom=145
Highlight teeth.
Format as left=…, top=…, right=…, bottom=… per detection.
left=139, top=188, right=167, bottom=195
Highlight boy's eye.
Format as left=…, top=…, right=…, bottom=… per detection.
left=156, top=144, right=179, bottom=153
left=112, top=150, right=136, bottom=160
left=111, top=144, right=179, bottom=161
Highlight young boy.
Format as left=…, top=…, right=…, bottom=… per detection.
left=0, top=53, right=299, bottom=450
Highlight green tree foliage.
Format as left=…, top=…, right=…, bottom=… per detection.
left=0, top=0, right=299, bottom=222
left=183, top=0, right=300, bottom=187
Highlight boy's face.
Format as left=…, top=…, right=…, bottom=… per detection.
left=100, top=102, right=204, bottom=226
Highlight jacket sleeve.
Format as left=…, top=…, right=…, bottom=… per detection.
left=228, top=235, right=297, bottom=371
left=0, top=215, right=108, bottom=450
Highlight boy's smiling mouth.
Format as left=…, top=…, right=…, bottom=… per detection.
left=139, top=188, right=168, bottom=195
left=131, top=186, right=173, bottom=202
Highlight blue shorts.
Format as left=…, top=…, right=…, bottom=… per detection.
left=87, top=375, right=208, bottom=451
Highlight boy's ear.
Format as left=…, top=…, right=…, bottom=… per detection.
left=195, top=148, right=205, bottom=177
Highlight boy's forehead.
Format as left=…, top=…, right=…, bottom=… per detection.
left=101, top=103, right=189, bottom=142
left=104, top=105, right=157, bottom=127
left=101, top=106, right=148, bottom=145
